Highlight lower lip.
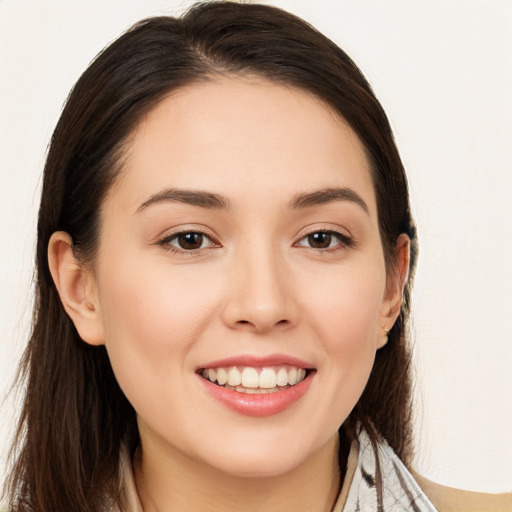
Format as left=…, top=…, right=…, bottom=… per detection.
left=198, top=373, right=314, bottom=417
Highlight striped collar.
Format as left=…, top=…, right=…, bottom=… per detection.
left=333, top=428, right=437, bottom=511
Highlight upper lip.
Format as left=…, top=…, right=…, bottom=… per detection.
left=198, top=353, right=315, bottom=370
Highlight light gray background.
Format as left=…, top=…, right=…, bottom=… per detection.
left=1, top=0, right=511, bottom=494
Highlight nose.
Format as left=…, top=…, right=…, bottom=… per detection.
left=221, top=243, right=298, bottom=334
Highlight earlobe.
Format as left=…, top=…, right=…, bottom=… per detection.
left=376, top=326, right=390, bottom=349
left=378, top=234, right=411, bottom=347
left=48, top=231, right=105, bottom=346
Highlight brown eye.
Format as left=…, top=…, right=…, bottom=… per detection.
left=297, top=230, right=354, bottom=251
left=307, top=232, right=332, bottom=249
left=176, top=232, right=204, bottom=250
left=161, top=231, right=216, bottom=252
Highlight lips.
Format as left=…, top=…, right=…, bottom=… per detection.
left=197, top=355, right=315, bottom=416
left=200, top=365, right=308, bottom=393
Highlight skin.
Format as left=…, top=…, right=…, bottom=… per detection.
left=49, top=77, right=408, bottom=511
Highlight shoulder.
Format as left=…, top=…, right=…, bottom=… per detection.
left=412, top=472, right=512, bottom=512
left=342, top=426, right=511, bottom=512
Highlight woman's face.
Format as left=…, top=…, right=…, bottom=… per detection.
left=87, top=77, right=399, bottom=477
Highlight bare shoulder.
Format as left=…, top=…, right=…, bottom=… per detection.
left=412, top=472, right=512, bottom=512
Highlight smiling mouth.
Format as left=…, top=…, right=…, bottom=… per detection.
left=198, top=366, right=313, bottom=394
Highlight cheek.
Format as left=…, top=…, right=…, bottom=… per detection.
left=300, top=262, right=386, bottom=413
left=94, top=253, right=221, bottom=406
left=304, top=263, right=386, bottom=347
left=98, top=250, right=218, bottom=341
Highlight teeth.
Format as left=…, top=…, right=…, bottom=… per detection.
left=259, top=368, right=277, bottom=389
left=216, top=367, right=228, bottom=385
left=241, top=367, right=259, bottom=388
left=201, top=365, right=309, bottom=391
left=227, top=367, right=242, bottom=387
left=276, top=368, right=288, bottom=387
left=287, top=367, right=297, bottom=385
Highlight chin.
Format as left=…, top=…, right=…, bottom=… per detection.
left=214, top=454, right=306, bottom=479
left=195, top=434, right=320, bottom=479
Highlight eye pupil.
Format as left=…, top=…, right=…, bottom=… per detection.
left=308, top=232, right=331, bottom=249
left=178, top=232, right=203, bottom=250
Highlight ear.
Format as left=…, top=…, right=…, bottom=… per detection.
left=377, top=233, right=410, bottom=348
left=48, top=231, right=105, bottom=346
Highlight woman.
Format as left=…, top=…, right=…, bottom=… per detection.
left=3, top=2, right=511, bottom=511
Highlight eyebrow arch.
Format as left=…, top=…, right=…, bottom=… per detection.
left=289, top=187, right=369, bottom=214
left=136, top=188, right=230, bottom=212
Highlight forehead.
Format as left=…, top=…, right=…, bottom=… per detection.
left=111, top=77, right=376, bottom=214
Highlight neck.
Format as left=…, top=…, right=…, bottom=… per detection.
left=134, top=434, right=344, bottom=512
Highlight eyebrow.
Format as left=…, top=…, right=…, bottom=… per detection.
left=289, top=187, right=369, bottom=214
left=136, top=188, right=230, bottom=212
left=136, top=186, right=368, bottom=215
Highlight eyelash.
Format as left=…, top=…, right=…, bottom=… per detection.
left=157, top=230, right=219, bottom=255
left=295, top=229, right=355, bottom=253
left=157, top=229, right=355, bottom=255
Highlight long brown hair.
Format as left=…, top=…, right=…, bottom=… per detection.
left=4, top=2, right=417, bottom=510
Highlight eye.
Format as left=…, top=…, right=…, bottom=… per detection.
left=159, top=231, right=217, bottom=252
left=297, top=230, right=354, bottom=250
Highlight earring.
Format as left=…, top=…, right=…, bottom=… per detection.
left=379, top=326, right=390, bottom=348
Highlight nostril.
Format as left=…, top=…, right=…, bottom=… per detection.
left=238, top=319, right=288, bottom=326
left=231, top=316, right=294, bottom=332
